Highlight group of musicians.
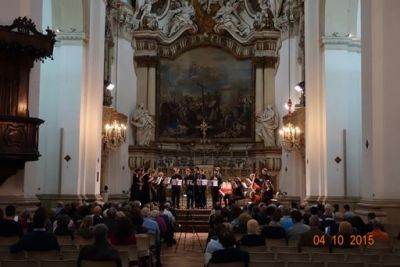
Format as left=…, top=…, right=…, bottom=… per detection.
left=129, top=166, right=274, bottom=209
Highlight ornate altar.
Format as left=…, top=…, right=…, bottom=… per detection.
left=0, top=17, right=55, bottom=184
left=127, top=0, right=285, bottom=183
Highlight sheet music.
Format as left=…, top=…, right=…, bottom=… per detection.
left=196, top=179, right=202, bottom=186
left=171, top=179, right=177, bottom=186
left=156, top=177, right=163, bottom=185
left=201, top=179, right=208, bottom=186
left=187, top=180, right=193, bottom=186
left=177, top=179, right=183, bottom=186
left=164, top=177, right=171, bottom=185
left=212, top=180, right=219, bottom=187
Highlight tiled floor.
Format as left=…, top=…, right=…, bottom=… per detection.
left=161, top=232, right=208, bottom=267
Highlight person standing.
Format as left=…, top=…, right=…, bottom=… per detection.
left=210, top=167, right=223, bottom=208
left=171, top=167, right=182, bottom=209
left=184, top=168, right=194, bottom=209
left=199, top=169, right=207, bottom=208
left=156, top=172, right=166, bottom=205
left=194, top=167, right=201, bottom=208
left=129, top=168, right=140, bottom=202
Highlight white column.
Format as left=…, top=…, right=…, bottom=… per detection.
left=78, top=0, right=106, bottom=197
left=361, top=0, right=400, bottom=200
left=304, top=0, right=327, bottom=200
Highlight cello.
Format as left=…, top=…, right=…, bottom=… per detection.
left=249, top=173, right=262, bottom=204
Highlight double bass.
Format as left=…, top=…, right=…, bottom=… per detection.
left=249, top=173, right=262, bottom=204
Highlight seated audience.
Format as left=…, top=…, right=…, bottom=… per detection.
left=92, top=205, right=105, bottom=226
left=0, top=205, right=23, bottom=237
left=262, top=211, right=286, bottom=239
left=298, top=215, right=327, bottom=252
left=279, top=206, right=294, bottom=232
left=239, top=219, right=265, bottom=247
left=367, top=218, right=389, bottom=241
left=287, top=210, right=310, bottom=239
left=54, top=214, right=74, bottom=240
left=332, top=221, right=358, bottom=249
left=109, top=216, right=136, bottom=246
left=18, top=210, right=32, bottom=233
left=77, top=224, right=121, bottom=267
left=10, top=211, right=60, bottom=253
left=141, top=207, right=160, bottom=237
left=104, top=207, right=117, bottom=233
left=76, top=215, right=94, bottom=239
left=343, top=204, right=355, bottom=220
left=209, top=230, right=249, bottom=267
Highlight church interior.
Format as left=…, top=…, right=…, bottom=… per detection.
left=0, top=0, right=400, bottom=266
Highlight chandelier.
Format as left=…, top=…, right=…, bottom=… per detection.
left=103, top=107, right=127, bottom=149
left=279, top=0, right=301, bottom=152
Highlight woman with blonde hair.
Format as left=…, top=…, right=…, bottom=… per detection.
left=239, top=219, right=265, bottom=247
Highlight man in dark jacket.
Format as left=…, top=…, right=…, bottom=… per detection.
left=10, top=211, right=59, bottom=253
left=0, top=205, right=23, bottom=237
left=210, top=230, right=249, bottom=267
left=77, top=224, right=121, bottom=267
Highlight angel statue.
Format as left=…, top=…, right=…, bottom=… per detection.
left=131, top=103, right=155, bottom=146
left=133, top=0, right=159, bottom=30
left=213, top=0, right=248, bottom=36
left=256, top=105, right=279, bottom=147
left=167, top=0, right=195, bottom=37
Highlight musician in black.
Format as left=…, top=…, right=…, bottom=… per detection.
left=262, top=179, right=274, bottom=203
left=194, top=167, right=201, bottom=208
left=130, top=168, right=149, bottom=204
left=129, top=168, right=140, bottom=202
left=156, top=171, right=166, bottom=205
left=171, top=167, right=182, bottom=209
left=210, top=167, right=223, bottom=208
left=199, top=168, right=207, bottom=208
left=184, top=168, right=194, bottom=209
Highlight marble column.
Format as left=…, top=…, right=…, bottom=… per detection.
left=304, top=0, right=327, bottom=201
left=357, top=0, right=400, bottom=224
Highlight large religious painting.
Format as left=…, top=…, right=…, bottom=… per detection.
left=157, top=47, right=254, bottom=142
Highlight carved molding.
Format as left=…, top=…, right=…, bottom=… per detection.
left=134, top=31, right=279, bottom=62
left=55, top=31, right=87, bottom=44
left=321, top=36, right=361, bottom=53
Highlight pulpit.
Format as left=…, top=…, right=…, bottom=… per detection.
left=0, top=17, right=55, bottom=184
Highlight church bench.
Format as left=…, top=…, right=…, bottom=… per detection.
left=346, top=253, right=381, bottom=263
left=287, top=261, right=323, bottom=267
left=40, top=259, right=76, bottom=267
left=81, top=261, right=118, bottom=267
left=248, top=252, right=276, bottom=262
left=249, top=262, right=284, bottom=267
left=310, top=252, right=345, bottom=262
left=1, top=260, right=39, bottom=267
left=276, top=252, right=310, bottom=261
left=327, top=262, right=364, bottom=267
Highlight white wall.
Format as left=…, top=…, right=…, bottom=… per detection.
left=324, top=49, right=361, bottom=197
left=275, top=34, right=305, bottom=199
left=104, top=38, right=137, bottom=195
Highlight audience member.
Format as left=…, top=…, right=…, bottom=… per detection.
left=76, top=215, right=94, bottom=239
left=209, top=230, right=249, bottom=267
left=287, top=210, right=310, bottom=239
left=279, top=206, right=294, bottom=232
left=239, top=219, right=265, bottom=247
left=10, top=211, right=60, bottom=253
left=343, top=204, right=355, bottom=220
left=109, top=216, right=136, bottom=246
left=262, top=211, right=286, bottom=239
left=77, top=224, right=121, bottom=267
left=298, top=215, right=326, bottom=252
left=0, top=205, right=23, bottom=237
left=367, top=218, right=389, bottom=241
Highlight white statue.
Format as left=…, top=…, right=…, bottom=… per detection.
left=133, top=0, right=159, bottom=30
left=256, top=105, right=279, bottom=147
left=131, top=103, right=155, bottom=146
left=199, top=0, right=223, bottom=14
left=269, top=0, right=284, bottom=18
left=213, top=0, right=248, bottom=36
left=167, top=1, right=195, bottom=37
